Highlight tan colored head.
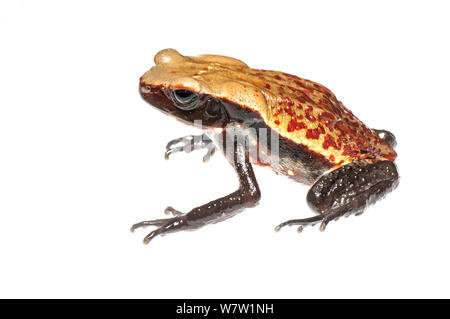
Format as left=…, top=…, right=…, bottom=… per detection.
left=139, top=48, right=272, bottom=128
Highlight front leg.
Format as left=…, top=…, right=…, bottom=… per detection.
left=132, top=135, right=261, bottom=244
left=164, top=133, right=216, bottom=162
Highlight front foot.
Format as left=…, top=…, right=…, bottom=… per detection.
left=164, top=134, right=216, bottom=162
left=131, top=207, right=190, bottom=244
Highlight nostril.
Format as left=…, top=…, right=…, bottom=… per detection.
left=139, top=82, right=153, bottom=94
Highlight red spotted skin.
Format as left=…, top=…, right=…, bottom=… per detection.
left=247, top=69, right=397, bottom=167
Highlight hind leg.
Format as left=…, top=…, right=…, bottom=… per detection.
left=275, top=160, right=399, bottom=233
left=374, top=129, right=397, bottom=149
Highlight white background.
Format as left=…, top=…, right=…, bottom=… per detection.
left=1, top=0, right=449, bottom=298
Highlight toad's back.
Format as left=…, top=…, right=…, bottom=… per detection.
left=140, top=49, right=397, bottom=167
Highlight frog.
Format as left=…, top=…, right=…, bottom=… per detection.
left=131, top=48, right=399, bottom=244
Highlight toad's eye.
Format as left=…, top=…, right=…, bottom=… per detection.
left=170, top=89, right=199, bottom=110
